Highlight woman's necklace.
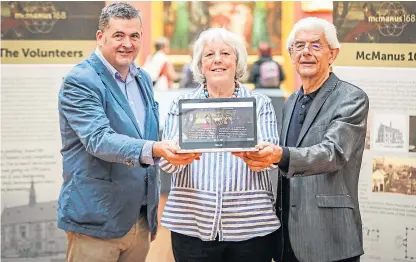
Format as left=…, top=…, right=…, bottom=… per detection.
left=203, top=82, right=240, bottom=98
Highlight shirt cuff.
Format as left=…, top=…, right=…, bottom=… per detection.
left=140, top=141, right=160, bottom=165
left=278, top=147, right=290, bottom=173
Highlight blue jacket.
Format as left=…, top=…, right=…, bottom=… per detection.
left=57, top=53, right=160, bottom=238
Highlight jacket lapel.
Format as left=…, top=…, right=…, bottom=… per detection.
left=296, top=73, right=339, bottom=146
left=88, top=53, right=142, bottom=137
left=134, top=71, right=152, bottom=139
left=282, top=91, right=300, bottom=146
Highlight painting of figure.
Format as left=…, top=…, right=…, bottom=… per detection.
left=163, top=1, right=282, bottom=55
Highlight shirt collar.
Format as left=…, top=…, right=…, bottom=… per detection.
left=297, top=82, right=322, bottom=102
left=298, top=72, right=336, bottom=102
left=94, top=47, right=139, bottom=79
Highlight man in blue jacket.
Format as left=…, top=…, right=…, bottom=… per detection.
left=57, top=3, right=200, bottom=262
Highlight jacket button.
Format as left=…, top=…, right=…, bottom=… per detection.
left=291, top=204, right=296, bottom=207
left=144, top=176, right=148, bottom=183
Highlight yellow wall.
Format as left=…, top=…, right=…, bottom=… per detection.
left=281, top=1, right=296, bottom=96
left=150, top=2, right=164, bottom=55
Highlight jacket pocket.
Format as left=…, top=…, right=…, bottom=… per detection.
left=66, top=176, right=112, bottom=226
left=316, top=194, right=354, bottom=209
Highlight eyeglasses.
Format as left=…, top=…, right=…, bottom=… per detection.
left=292, top=42, right=328, bottom=52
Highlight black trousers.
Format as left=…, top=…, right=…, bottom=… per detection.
left=171, top=231, right=275, bottom=262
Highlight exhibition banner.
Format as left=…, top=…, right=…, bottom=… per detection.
left=1, top=2, right=104, bottom=260
left=1, top=1, right=104, bottom=64
left=333, top=1, right=416, bottom=68
left=333, top=2, right=416, bottom=261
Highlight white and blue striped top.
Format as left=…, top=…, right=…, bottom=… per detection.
left=159, top=84, right=281, bottom=241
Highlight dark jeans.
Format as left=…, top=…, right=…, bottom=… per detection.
left=171, top=231, right=275, bottom=262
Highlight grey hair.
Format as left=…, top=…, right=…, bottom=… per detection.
left=190, top=28, right=248, bottom=84
left=155, top=37, right=169, bottom=51
left=286, top=17, right=340, bottom=52
left=99, top=2, right=142, bottom=31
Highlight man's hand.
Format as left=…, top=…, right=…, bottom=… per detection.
left=153, top=141, right=201, bottom=166
left=232, top=142, right=283, bottom=171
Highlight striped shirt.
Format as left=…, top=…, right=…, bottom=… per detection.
left=159, top=84, right=281, bottom=241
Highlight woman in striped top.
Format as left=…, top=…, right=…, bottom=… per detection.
left=160, top=28, right=281, bottom=262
